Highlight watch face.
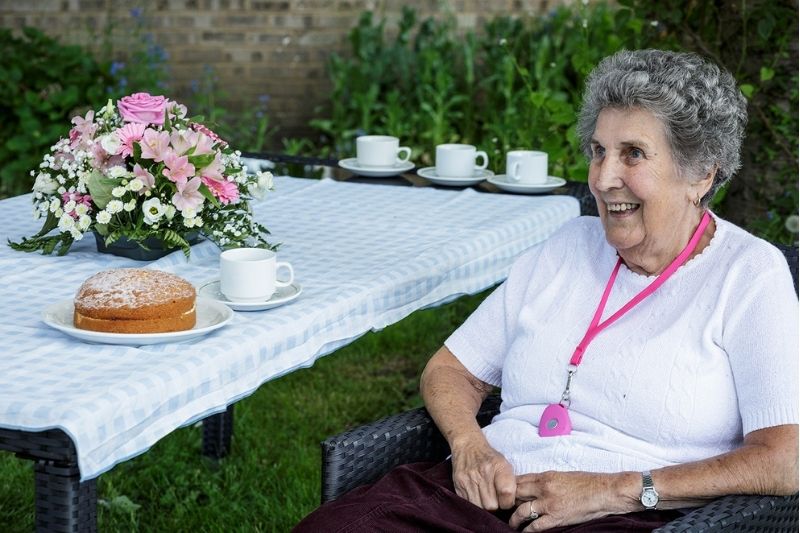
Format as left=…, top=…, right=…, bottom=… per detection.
left=641, top=490, right=658, bottom=507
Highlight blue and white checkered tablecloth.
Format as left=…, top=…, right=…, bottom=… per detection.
left=0, top=176, right=579, bottom=480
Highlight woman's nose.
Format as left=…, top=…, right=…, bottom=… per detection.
left=592, top=157, right=623, bottom=191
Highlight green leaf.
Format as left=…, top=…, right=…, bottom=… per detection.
left=760, top=67, right=775, bottom=82
left=188, top=153, right=215, bottom=169
left=740, top=84, right=755, bottom=99
left=86, top=170, right=118, bottom=209
left=198, top=183, right=220, bottom=208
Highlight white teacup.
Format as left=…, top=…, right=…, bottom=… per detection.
left=435, top=144, right=488, bottom=178
left=506, top=150, right=548, bottom=184
left=356, top=135, right=411, bottom=167
left=219, top=248, right=294, bottom=302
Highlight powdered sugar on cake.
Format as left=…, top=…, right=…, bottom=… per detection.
left=75, top=269, right=194, bottom=310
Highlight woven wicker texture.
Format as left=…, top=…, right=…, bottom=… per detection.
left=34, top=462, right=97, bottom=533
left=320, top=246, right=799, bottom=530
left=202, top=405, right=235, bottom=459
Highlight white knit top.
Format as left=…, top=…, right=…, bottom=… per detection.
left=445, top=215, right=799, bottom=475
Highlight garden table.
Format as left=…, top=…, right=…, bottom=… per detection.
left=0, top=175, right=579, bottom=532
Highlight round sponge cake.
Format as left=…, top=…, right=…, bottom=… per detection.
left=74, top=269, right=196, bottom=334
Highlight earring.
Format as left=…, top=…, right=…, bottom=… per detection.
left=693, top=194, right=701, bottom=207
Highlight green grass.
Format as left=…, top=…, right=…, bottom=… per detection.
left=0, top=291, right=488, bottom=532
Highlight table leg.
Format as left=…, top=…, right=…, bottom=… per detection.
left=34, top=460, right=97, bottom=533
left=202, top=404, right=235, bottom=459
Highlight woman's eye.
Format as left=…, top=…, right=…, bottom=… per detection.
left=626, top=147, right=644, bottom=161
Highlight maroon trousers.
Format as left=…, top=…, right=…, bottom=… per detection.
left=294, top=461, right=683, bottom=532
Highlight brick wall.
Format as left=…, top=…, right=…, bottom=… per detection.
left=0, top=0, right=564, bottom=142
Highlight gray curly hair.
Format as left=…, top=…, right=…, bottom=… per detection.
left=577, top=49, right=748, bottom=205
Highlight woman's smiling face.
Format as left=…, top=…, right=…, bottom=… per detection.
left=588, top=107, right=711, bottom=274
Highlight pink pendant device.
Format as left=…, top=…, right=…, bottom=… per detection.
left=538, top=403, right=572, bottom=437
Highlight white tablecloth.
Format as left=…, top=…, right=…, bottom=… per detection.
left=0, top=176, right=579, bottom=480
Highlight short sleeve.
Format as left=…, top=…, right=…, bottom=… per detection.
left=445, top=246, right=543, bottom=387
left=723, top=249, right=799, bottom=434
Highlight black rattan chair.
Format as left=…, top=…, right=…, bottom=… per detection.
left=321, top=243, right=799, bottom=532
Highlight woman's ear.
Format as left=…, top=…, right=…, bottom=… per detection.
left=693, top=166, right=716, bottom=202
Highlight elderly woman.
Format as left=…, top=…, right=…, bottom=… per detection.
left=294, top=49, right=798, bottom=532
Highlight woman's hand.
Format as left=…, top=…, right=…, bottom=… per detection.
left=450, top=437, right=516, bottom=511
left=508, top=471, right=638, bottom=531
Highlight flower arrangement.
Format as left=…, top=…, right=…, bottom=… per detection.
left=10, top=92, right=275, bottom=257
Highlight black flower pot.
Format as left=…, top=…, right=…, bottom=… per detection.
left=93, top=231, right=199, bottom=261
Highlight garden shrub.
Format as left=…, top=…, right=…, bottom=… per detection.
left=0, top=28, right=113, bottom=198
left=312, top=2, right=798, bottom=244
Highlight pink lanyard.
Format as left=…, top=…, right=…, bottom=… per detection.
left=538, top=211, right=712, bottom=437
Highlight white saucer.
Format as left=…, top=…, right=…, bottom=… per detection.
left=487, top=175, right=567, bottom=194
left=416, top=167, right=494, bottom=186
left=42, top=297, right=233, bottom=345
left=198, top=280, right=302, bottom=312
left=338, top=158, right=415, bottom=178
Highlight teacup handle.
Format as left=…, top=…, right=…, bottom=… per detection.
left=508, top=161, right=521, bottom=182
left=276, top=262, right=294, bottom=287
left=474, top=150, right=488, bottom=170
left=396, top=146, right=412, bottom=163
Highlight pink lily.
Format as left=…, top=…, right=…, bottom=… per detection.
left=139, top=129, right=171, bottom=162
left=199, top=152, right=225, bottom=182
left=172, top=177, right=204, bottom=211
left=133, top=163, right=156, bottom=190
left=162, top=152, right=196, bottom=185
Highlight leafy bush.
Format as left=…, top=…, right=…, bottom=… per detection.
left=311, top=3, right=798, bottom=243
left=620, top=0, right=798, bottom=243
left=311, top=5, right=655, bottom=177
left=0, top=28, right=113, bottom=198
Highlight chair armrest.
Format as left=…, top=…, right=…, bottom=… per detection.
left=655, top=493, right=798, bottom=532
left=320, top=394, right=501, bottom=503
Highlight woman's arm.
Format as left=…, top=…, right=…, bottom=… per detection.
left=420, top=345, right=516, bottom=511
left=509, top=423, right=799, bottom=531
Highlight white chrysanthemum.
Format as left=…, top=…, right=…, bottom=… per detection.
left=49, top=198, right=60, bottom=212
left=58, top=213, right=75, bottom=231
left=111, top=186, right=127, bottom=198
left=143, top=197, right=165, bottom=225
left=108, top=166, right=128, bottom=179
left=164, top=205, right=176, bottom=220
left=57, top=186, right=66, bottom=194
left=70, top=227, right=84, bottom=240
left=181, top=207, right=197, bottom=219
left=127, top=178, right=144, bottom=192
left=99, top=134, right=122, bottom=156
left=77, top=214, right=92, bottom=231
left=63, top=200, right=77, bottom=213
left=54, top=208, right=64, bottom=218
left=33, top=172, right=58, bottom=195
left=74, top=204, right=89, bottom=216
left=96, top=210, right=112, bottom=224
left=183, top=217, right=196, bottom=228
left=124, top=199, right=137, bottom=212
left=106, top=200, right=124, bottom=214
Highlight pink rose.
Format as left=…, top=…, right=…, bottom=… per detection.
left=117, top=93, right=167, bottom=125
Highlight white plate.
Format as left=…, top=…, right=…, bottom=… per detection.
left=198, top=280, right=302, bottom=312
left=487, top=175, right=567, bottom=194
left=338, top=158, right=415, bottom=178
left=42, top=297, right=234, bottom=345
left=416, top=167, right=494, bottom=186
